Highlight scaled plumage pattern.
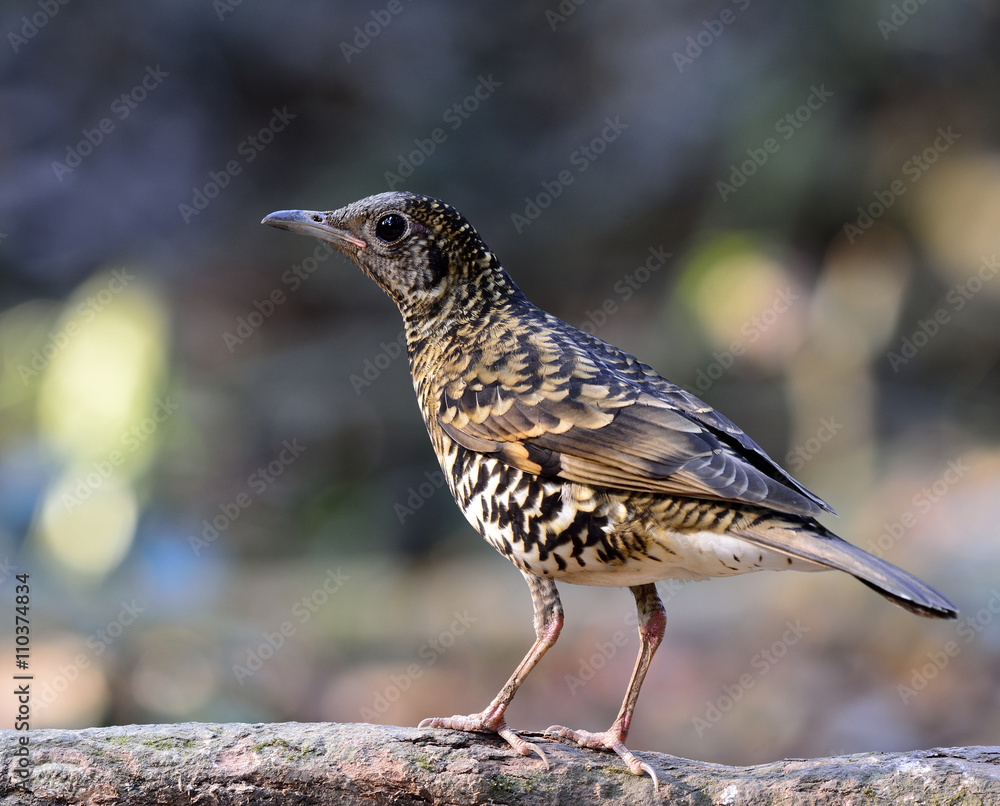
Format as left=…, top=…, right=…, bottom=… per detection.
left=263, top=192, right=956, bottom=788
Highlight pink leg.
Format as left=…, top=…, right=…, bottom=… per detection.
left=547, top=583, right=666, bottom=789
left=420, top=572, right=562, bottom=767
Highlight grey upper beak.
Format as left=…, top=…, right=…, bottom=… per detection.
left=261, top=210, right=367, bottom=249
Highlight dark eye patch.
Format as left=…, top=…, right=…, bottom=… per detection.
left=375, top=213, right=407, bottom=243
left=424, top=243, right=449, bottom=286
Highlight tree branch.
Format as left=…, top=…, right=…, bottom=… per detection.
left=2, top=722, right=997, bottom=805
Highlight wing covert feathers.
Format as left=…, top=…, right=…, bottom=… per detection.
left=437, top=310, right=833, bottom=517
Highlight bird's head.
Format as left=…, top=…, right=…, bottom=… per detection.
left=262, top=192, right=517, bottom=321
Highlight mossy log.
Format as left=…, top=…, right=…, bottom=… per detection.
left=2, top=722, right=998, bottom=805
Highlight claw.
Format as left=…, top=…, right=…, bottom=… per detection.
left=546, top=725, right=658, bottom=791
left=639, top=761, right=659, bottom=791
left=497, top=725, right=549, bottom=769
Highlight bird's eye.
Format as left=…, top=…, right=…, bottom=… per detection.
left=374, top=213, right=407, bottom=243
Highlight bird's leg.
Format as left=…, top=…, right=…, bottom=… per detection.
left=547, top=583, right=665, bottom=788
left=419, top=572, right=562, bottom=767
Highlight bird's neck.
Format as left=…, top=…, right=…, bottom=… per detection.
left=400, top=276, right=530, bottom=427
left=400, top=266, right=524, bottom=350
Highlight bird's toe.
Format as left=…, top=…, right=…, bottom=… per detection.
left=545, top=725, right=658, bottom=789
left=420, top=712, right=549, bottom=768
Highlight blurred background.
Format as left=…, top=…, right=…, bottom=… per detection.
left=1, top=0, right=998, bottom=765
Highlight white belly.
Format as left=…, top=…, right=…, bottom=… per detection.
left=550, top=527, right=826, bottom=587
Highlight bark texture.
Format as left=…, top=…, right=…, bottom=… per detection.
left=2, top=722, right=997, bottom=805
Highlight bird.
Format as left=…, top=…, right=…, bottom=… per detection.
left=262, top=192, right=957, bottom=788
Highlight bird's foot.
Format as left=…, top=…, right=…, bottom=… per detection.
left=546, top=724, right=658, bottom=789
left=420, top=710, right=549, bottom=769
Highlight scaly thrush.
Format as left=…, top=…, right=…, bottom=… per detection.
left=263, top=192, right=956, bottom=788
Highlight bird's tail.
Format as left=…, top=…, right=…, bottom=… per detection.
left=732, top=516, right=957, bottom=620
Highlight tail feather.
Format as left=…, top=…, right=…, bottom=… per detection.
left=734, top=518, right=957, bottom=620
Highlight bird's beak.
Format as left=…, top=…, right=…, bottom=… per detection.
left=261, top=210, right=367, bottom=249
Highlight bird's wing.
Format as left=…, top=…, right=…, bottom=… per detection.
left=438, top=326, right=832, bottom=518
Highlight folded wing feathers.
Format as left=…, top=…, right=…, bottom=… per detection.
left=438, top=323, right=832, bottom=517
